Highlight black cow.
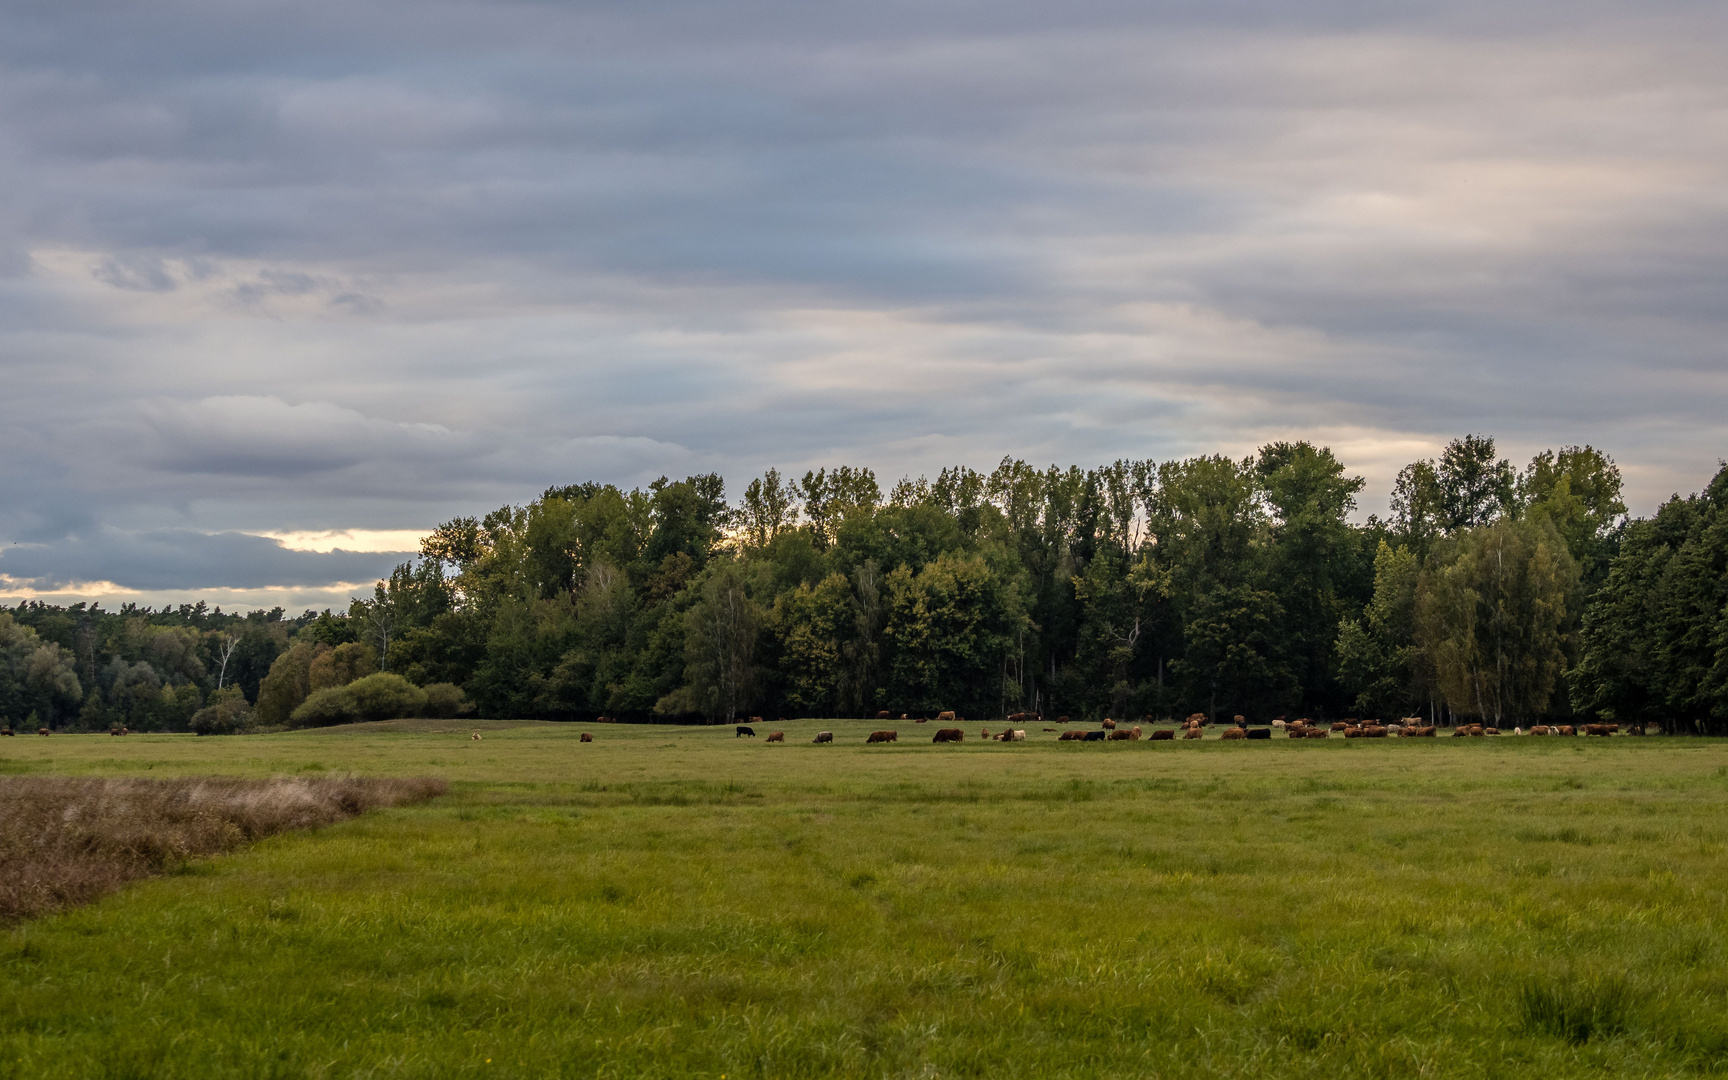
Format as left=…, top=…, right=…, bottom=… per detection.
left=1082, top=730, right=1107, bottom=742
left=1246, top=728, right=1271, bottom=740
left=736, top=725, right=756, bottom=737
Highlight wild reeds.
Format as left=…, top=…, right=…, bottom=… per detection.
left=0, top=775, right=446, bottom=922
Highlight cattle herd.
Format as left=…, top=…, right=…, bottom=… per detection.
left=707, top=713, right=1646, bottom=745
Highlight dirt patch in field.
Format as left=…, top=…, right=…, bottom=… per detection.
left=0, top=775, right=447, bottom=923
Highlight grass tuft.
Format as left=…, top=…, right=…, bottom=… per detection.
left=1518, top=975, right=1633, bottom=1044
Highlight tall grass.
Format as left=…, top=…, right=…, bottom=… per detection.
left=1518, top=976, right=1633, bottom=1044
left=0, top=776, right=447, bottom=922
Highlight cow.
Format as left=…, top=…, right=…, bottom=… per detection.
left=932, top=728, right=964, bottom=743
left=1331, top=722, right=1349, bottom=732
left=1055, top=715, right=1071, bottom=724
left=1307, top=729, right=1329, bottom=738
left=867, top=730, right=898, bottom=743
left=1530, top=725, right=1551, bottom=735
left=579, top=732, right=593, bottom=743
left=1484, top=727, right=1500, bottom=735
left=813, top=731, right=834, bottom=743
left=0, top=727, right=12, bottom=736
left=916, top=717, right=929, bottom=723
left=980, top=728, right=990, bottom=740
left=1183, top=727, right=1203, bottom=739
left=750, top=716, right=764, bottom=723
left=1130, top=725, right=1142, bottom=740
left=766, top=731, right=785, bottom=743
left=1272, top=719, right=1287, bottom=729
left=1221, top=728, right=1246, bottom=740
left=1150, top=729, right=1175, bottom=741
left=1009, top=711, right=1040, bottom=725
left=1082, top=730, right=1107, bottom=742
left=109, top=726, right=125, bottom=736
left=1108, top=729, right=1133, bottom=740
left=936, top=710, right=956, bottom=723
left=38, top=727, right=50, bottom=736
left=1002, top=730, right=1026, bottom=742
left=1557, top=725, right=1576, bottom=736
left=736, top=725, right=757, bottom=737
left=877, top=711, right=892, bottom=720
left=1584, top=723, right=1617, bottom=737
left=1233, top=714, right=1247, bottom=725
left=1362, top=725, right=1388, bottom=738
left=1246, top=728, right=1272, bottom=740
left=471, top=732, right=482, bottom=741
left=1059, top=730, right=1086, bottom=741
left=1288, top=728, right=1306, bottom=738
left=1102, top=718, right=1117, bottom=730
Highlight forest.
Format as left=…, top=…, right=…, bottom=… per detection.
left=4, top=436, right=1725, bottom=734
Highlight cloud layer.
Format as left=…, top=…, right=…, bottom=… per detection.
left=2, top=0, right=1725, bottom=605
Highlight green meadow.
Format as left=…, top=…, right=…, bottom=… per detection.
left=4, top=720, right=1728, bottom=1079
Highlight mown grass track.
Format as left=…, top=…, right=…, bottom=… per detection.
left=3, top=719, right=1728, bottom=1078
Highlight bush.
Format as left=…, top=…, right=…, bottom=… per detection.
left=348, top=673, right=427, bottom=720
left=422, top=683, right=475, bottom=719
left=289, top=673, right=428, bottom=727
left=189, top=687, right=252, bottom=736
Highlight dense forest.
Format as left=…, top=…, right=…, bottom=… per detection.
left=5, top=437, right=1726, bottom=734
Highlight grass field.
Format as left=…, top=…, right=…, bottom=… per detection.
left=4, top=718, right=1728, bottom=1079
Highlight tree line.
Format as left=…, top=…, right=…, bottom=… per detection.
left=5, top=437, right=1725, bottom=733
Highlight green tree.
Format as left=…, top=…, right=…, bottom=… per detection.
left=1416, top=517, right=1580, bottom=724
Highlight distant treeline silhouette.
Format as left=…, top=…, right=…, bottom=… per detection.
left=6, top=437, right=1726, bottom=733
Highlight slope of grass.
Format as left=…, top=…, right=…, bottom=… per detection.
left=3, top=721, right=1728, bottom=1078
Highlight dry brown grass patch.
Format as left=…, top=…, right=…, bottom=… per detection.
left=0, top=775, right=447, bottom=923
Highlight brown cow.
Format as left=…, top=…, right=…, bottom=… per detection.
left=1183, top=727, right=1203, bottom=739
left=1221, top=728, right=1246, bottom=740
left=915, top=717, right=929, bottom=723
left=1008, top=711, right=1040, bottom=725
left=1288, top=729, right=1306, bottom=738
left=999, top=730, right=1026, bottom=742
left=0, top=727, right=12, bottom=736
left=579, top=732, right=592, bottom=742
left=813, top=731, right=834, bottom=743
left=1130, top=725, right=1142, bottom=740
left=1530, top=725, right=1551, bottom=735
left=867, top=730, right=898, bottom=743
left=932, top=728, right=963, bottom=743
left=1307, top=729, right=1329, bottom=738
left=1330, top=721, right=1349, bottom=732
left=1055, top=715, right=1071, bottom=724
left=1107, top=729, right=1132, bottom=740
left=1058, top=730, right=1086, bottom=741
left=1558, top=725, right=1576, bottom=736
left=1150, top=729, right=1175, bottom=741
left=1362, top=725, right=1389, bottom=738
left=1584, top=723, right=1618, bottom=736
left=1233, top=714, right=1246, bottom=725
left=936, top=711, right=956, bottom=723
left=1102, top=718, right=1117, bottom=730
left=38, top=727, right=50, bottom=736
left=766, top=731, right=785, bottom=743
left=980, top=728, right=990, bottom=740
left=877, top=711, right=892, bottom=720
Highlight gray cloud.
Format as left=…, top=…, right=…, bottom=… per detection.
left=0, top=528, right=407, bottom=592
left=0, top=0, right=1725, bottom=598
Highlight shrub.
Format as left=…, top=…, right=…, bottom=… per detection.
left=188, top=687, right=252, bottom=736
left=422, top=682, right=475, bottom=719
left=289, top=673, right=427, bottom=727
left=347, top=673, right=428, bottom=720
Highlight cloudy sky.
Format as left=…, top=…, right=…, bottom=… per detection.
left=2, top=0, right=1725, bottom=611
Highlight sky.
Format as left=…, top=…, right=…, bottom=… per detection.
left=2, top=0, right=1725, bottom=612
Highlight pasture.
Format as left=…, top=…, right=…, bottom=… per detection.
left=3, top=719, right=1728, bottom=1078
